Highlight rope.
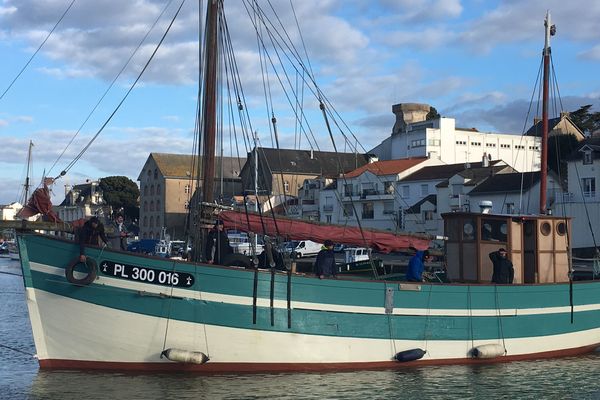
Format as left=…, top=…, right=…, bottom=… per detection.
left=423, top=284, right=433, bottom=352
left=47, top=0, right=175, bottom=177
left=59, top=0, right=186, bottom=177
left=0, top=0, right=76, bottom=102
left=384, top=283, right=397, bottom=357
left=0, top=270, right=23, bottom=277
left=0, top=343, right=35, bottom=357
left=494, top=285, right=507, bottom=354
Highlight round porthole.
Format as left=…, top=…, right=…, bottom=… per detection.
left=540, top=221, right=551, bottom=236
left=463, top=223, right=474, bottom=235
left=556, top=221, right=567, bottom=236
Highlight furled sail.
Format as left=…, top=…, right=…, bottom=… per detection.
left=219, top=210, right=431, bottom=253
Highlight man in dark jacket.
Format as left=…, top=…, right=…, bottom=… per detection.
left=315, top=240, right=336, bottom=279
left=79, top=216, right=108, bottom=262
left=205, top=220, right=233, bottom=264
left=490, top=248, right=514, bottom=284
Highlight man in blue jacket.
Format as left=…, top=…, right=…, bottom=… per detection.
left=406, top=250, right=431, bottom=282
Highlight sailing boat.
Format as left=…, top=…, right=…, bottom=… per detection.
left=10, top=7, right=600, bottom=372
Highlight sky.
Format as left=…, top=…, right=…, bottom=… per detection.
left=1, top=0, right=599, bottom=205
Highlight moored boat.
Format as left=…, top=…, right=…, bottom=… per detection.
left=11, top=6, right=600, bottom=373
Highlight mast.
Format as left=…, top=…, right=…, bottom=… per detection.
left=200, top=0, right=219, bottom=206
left=24, top=140, right=33, bottom=203
left=540, top=11, right=555, bottom=214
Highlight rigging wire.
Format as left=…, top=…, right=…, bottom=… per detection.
left=48, top=0, right=176, bottom=178
left=57, top=0, right=186, bottom=178
left=0, top=0, right=76, bottom=102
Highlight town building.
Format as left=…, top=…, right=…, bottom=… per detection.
left=55, top=180, right=110, bottom=222
left=370, top=103, right=542, bottom=173
left=555, top=136, right=600, bottom=251
left=0, top=202, right=23, bottom=221
left=138, top=153, right=245, bottom=240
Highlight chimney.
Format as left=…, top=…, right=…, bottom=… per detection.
left=391, top=103, right=431, bottom=135
left=310, top=149, right=314, bottom=159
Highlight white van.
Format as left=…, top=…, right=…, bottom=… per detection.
left=282, top=240, right=323, bottom=258
left=344, top=247, right=371, bottom=264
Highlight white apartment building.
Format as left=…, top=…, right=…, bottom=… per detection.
left=554, top=138, right=600, bottom=250
left=320, top=157, right=443, bottom=230
left=371, top=103, right=541, bottom=173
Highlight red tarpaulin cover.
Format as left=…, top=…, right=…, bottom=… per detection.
left=219, top=211, right=430, bottom=253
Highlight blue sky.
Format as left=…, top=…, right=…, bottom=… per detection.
left=1, top=0, right=599, bottom=205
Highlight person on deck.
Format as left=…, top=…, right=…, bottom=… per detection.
left=489, top=248, right=514, bottom=284
left=106, top=213, right=128, bottom=251
left=78, top=216, right=109, bottom=263
left=315, top=240, right=336, bottom=279
left=406, top=250, right=432, bottom=282
left=205, top=220, right=233, bottom=265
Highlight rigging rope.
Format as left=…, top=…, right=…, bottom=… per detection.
left=47, top=0, right=176, bottom=178
left=0, top=0, right=76, bottom=102
left=56, top=0, right=186, bottom=178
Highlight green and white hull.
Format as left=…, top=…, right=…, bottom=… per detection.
left=17, top=233, right=600, bottom=372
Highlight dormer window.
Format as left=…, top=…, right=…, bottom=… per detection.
left=583, top=150, right=593, bottom=165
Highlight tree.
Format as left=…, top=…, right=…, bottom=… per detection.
left=99, top=176, right=140, bottom=220
left=426, top=106, right=440, bottom=120
left=569, top=105, right=600, bottom=136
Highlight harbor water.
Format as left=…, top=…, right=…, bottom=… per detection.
left=2, top=257, right=600, bottom=400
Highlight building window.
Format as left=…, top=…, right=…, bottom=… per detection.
left=150, top=201, right=154, bottom=211
left=505, top=202, right=515, bottom=214
left=144, top=186, right=148, bottom=196
left=582, top=177, right=596, bottom=198
left=149, top=216, right=154, bottom=227
left=402, top=185, right=409, bottom=198
left=362, top=202, right=374, bottom=219
left=451, top=184, right=462, bottom=196
left=154, top=169, right=158, bottom=179
left=583, top=151, right=593, bottom=165
left=344, top=184, right=353, bottom=197
left=384, top=181, right=394, bottom=194
left=184, top=200, right=190, bottom=209
left=143, top=216, right=147, bottom=227
left=156, top=200, right=161, bottom=211
left=326, top=215, right=332, bottom=223
left=150, top=185, right=155, bottom=196
left=383, top=201, right=394, bottom=215
left=456, top=140, right=466, bottom=145
left=411, top=139, right=426, bottom=148
left=156, top=184, right=161, bottom=195
left=143, top=201, right=148, bottom=212
left=421, top=184, right=428, bottom=196
left=422, top=210, right=434, bottom=221
left=343, top=204, right=354, bottom=217
left=184, top=184, right=191, bottom=194
left=156, top=216, right=160, bottom=227
left=147, top=170, right=151, bottom=177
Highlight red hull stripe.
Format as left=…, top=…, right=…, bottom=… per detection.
left=39, top=343, right=600, bottom=373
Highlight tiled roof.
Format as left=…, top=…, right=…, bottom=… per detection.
left=402, top=160, right=503, bottom=182
left=524, top=115, right=584, bottom=138
left=344, top=158, right=428, bottom=178
left=468, top=171, right=541, bottom=194
left=148, top=153, right=245, bottom=179
left=405, top=194, right=437, bottom=214
left=252, top=147, right=370, bottom=177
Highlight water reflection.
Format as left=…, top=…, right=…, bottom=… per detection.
left=25, top=355, right=600, bottom=400
left=3, top=258, right=600, bottom=400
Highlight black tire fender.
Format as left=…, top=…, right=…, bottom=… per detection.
left=65, top=257, right=97, bottom=285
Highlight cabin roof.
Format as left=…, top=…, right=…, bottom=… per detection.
left=344, top=157, right=428, bottom=178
